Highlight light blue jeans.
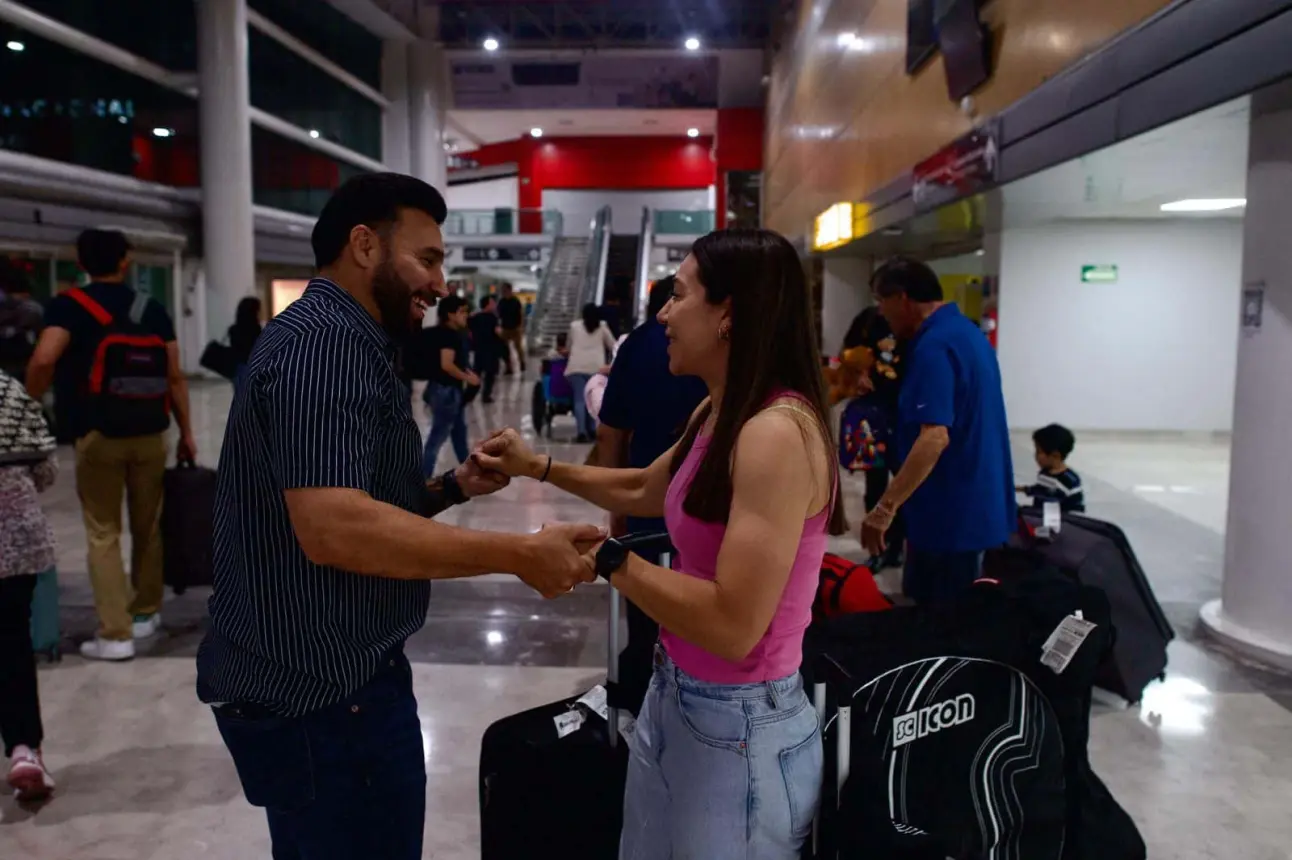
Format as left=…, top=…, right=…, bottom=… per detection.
left=620, top=649, right=822, bottom=860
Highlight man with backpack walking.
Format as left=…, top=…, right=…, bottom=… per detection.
left=25, top=229, right=196, bottom=661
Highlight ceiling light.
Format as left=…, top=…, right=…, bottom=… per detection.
left=485, top=630, right=504, bottom=646
left=6, top=40, right=24, bottom=52
left=687, top=128, right=700, bottom=138
left=837, top=31, right=856, bottom=48
left=975, top=249, right=985, bottom=256
left=529, top=127, right=543, bottom=138
left=684, top=36, right=701, bottom=51
left=1160, top=198, right=1246, bottom=212
left=483, top=37, right=499, bottom=52
left=117, top=116, right=128, bottom=125
left=308, top=129, right=320, bottom=139
left=151, top=127, right=173, bottom=138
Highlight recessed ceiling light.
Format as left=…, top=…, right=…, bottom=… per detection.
left=687, top=128, right=700, bottom=138
left=483, top=37, right=499, bottom=52
left=684, top=36, right=701, bottom=51
left=152, top=127, right=173, bottom=138
left=1160, top=198, right=1246, bottom=212
left=6, top=40, right=24, bottom=52
left=529, top=127, right=543, bottom=138
left=308, top=129, right=320, bottom=139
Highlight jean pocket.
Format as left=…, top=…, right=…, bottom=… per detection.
left=779, top=723, right=823, bottom=841
left=214, top=710, right=315, bottom=811
left=674, top=686, right=748, bottom=753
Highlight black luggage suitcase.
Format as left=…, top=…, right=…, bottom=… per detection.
left=479, top=533, right=673, bottom=860
left=1017, top=510, right=1173, bottom=703
left=806, top=566, right=1145, bottom=860
left=161, top=459, right=217, bottom=594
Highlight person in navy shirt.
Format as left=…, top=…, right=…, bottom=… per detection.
left=860, top=258, right=1015, bottom=604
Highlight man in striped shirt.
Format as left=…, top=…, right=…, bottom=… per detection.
left=196, top=173, right=601, bottom=859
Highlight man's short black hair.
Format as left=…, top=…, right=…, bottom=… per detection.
left=478, top=294, right=495, bottom=310
left=77, top=229, right=131, bottom=279
left=311, top=172, right=448, bottom=269
left=437, top=294, right=467, bottom=323
left=872, top=256, right=944, bottom=303
left=648, top=275, right=675, bottom=319
left=1033, top=423, right=1076, bottom=459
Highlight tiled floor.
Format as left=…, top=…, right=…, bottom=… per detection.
left=3, top=377, right=1290, bottom=860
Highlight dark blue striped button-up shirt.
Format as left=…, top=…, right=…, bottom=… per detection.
left=196, top=278, right=430, bottom=717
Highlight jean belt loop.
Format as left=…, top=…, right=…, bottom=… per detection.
left=767, top=678, right=784, bottom=710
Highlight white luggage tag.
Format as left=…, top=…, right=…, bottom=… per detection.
left=553, top=708, right=586, bottom=739
left=1042, top=501, right=1063, bottom=533
left=1041, top=611, right=1097, bottom=675
left=575, top=685, right=609, bottom=721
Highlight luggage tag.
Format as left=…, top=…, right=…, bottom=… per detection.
left=1042, top=501, right=1062, bottom=533
left=1041, top=611, right=1097, bottom=674
left=554, top=708, right=586, bottom=739
left=575, top=685, right=609, bottom=721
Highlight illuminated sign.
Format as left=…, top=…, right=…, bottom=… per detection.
left=813, top=203, right=854, bottom=251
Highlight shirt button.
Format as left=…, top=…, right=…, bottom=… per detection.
left=351, top=705, right=360, bottom=714
left=389, top=659, right=396, bottom=667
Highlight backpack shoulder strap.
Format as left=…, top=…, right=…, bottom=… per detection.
left=64, top=288, right=114, bottom=327
left=128, top=290, right=150, bottom=326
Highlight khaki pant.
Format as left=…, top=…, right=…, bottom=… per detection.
left=501, top=326, right=526, bottom=373
left=74, top=431, right=167, bottom=641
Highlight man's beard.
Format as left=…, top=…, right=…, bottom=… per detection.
left=372, top=258, right=419, bottom=341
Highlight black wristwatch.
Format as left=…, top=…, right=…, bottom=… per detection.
left=594, top=537, right=630, bottom=581
left=439, top=468, right=468, bottom=507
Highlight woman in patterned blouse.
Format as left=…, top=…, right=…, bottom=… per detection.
left=0, top=369, right=57, bottom=802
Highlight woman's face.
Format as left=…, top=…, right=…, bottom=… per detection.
left=658, top=254, right=729, bottom=378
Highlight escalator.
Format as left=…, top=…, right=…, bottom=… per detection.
left=602, top=234, right=640, bottom=336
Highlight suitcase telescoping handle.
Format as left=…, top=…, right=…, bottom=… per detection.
left=606, top=531, right=673, bottom=749
left=810, top=681, right=851, bottom=859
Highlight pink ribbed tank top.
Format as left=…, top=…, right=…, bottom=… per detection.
left=659, top=394, right=832, bottom=684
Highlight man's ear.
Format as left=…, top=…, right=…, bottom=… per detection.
left=349, top=225, right=382, bottom=270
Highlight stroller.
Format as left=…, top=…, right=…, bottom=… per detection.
left=531, top=357, right=575, bottom=438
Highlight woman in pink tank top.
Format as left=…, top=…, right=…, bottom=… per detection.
left=477, top=229, right=846, bottom=859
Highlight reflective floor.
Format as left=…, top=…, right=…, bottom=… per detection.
left=3, top=377, right=1291, bottom=860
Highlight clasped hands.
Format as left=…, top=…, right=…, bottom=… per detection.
left=454, top=428, right=606, bottom=599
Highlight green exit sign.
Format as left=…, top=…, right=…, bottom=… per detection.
left=1081, top=264, right=1119, bottom=283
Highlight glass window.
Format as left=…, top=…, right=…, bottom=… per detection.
left=253, top=126, right=364, bottom=216
left=249, top=30, right=382, bottom=161
left=16, top=0, right=197, bottom=71
left=0, top=24, right=198, bottom=180
left=249, top=0, right=381, bottom=88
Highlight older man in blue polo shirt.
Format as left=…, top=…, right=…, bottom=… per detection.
left=860, top=257, right=1015, bottom=604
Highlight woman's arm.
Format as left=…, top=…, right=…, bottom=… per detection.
left=473, top=428, right=675, bottom=518
left=609, top=410, right=820, bottom=662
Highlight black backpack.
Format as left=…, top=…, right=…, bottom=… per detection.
left=65, top=288, right=170, bottom=438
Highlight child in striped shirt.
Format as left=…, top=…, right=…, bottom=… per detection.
left=1019, top=423, right=1085, bottom=513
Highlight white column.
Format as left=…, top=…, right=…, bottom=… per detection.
left=408, top=40, right=448, bottom=191
left=381, top=40, right=411, bottom=174
left=1200, top=85, right=1292, bottom=669
left=196, top=0, right=256, bottom=340
left=821, top=256, right=872, bottom=356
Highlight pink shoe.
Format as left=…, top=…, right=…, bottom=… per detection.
left=8, top=745, right=55, bottom=802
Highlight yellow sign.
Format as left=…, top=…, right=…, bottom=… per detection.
left=813, top=202, right=854, bottom=251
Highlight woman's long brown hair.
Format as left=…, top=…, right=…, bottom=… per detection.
left=669, top=229, right=848, bottom=536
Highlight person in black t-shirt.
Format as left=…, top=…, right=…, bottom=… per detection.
left=418, top=296, right=477, bottom=475
left=467, top=295, right=503, bottom=403
left=496, top=282, right=526, bottom=375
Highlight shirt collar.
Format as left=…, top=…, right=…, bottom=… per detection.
left=912, top=303, right=959, bottom=342
left=304, top=277, right=396, bottom=357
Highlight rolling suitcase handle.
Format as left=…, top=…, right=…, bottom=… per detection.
left=605, top=531, right=673, bottom=749
left=811, top=659, right=853, bottom=859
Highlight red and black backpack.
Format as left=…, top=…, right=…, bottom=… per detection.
left=65, top=288, right=170, bottom=438
left=814, top=553, right=893, bottom=623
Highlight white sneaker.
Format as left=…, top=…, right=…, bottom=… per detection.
left=132, top=613, right=162, bottom=639
left=79, top=637, right=135, bottom=661
left=8, top=746, right=55, bottom=802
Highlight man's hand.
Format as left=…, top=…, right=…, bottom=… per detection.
left=465, top=371, right=481, bottom=387
left=518, top=523, right=604, bottom=598
left=472, top=428, right=544, bottom=480
left=861, top=500, right=897, bottom=556
left=454, top=456, right=509, bottom=499
left=177, top=432, right=198, bottom=464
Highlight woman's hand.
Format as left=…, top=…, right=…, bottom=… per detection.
left=472, top=428, right=546, bottom=480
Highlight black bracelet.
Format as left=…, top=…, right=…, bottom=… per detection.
left=439, top=468, right=468, bottom=506
left=539, top=455, right=553, bottom=483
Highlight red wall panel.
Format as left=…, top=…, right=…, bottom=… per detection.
left=714, top=108, right=765, bottom=228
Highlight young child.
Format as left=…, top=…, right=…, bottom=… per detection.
left=1018, top=423, right=1085, bottom=513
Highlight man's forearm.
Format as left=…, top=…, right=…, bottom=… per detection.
left=310, top=491, right=534, bottom=580
left=169, top=376, right=194, bottom=437
left=880, top=433, right=948, bottom=510
left=25, top=360, right=54, bottom=400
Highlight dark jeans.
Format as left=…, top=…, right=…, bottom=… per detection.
left=472, top=350, right=498, bottom=401
left=422, top=383, right=468, bottom=476
left=0, top=575, right=43, bottom=757
left=565, top=372, right=596, bottom=438
left=902, top=548, right=985, bottom=606
left=212, top=652, right=426, bottom=860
